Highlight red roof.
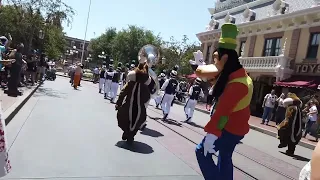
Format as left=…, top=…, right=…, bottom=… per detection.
left=274, top=76, right=320, bottom=89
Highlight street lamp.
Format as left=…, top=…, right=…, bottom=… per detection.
left=162, top=57, right=166, bottom=65
left=39, top=30, right=44, bottom=40
left=98, top=51, right=107, bottom=67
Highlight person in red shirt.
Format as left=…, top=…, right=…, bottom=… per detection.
left=193, top=23, right=253, bottom=180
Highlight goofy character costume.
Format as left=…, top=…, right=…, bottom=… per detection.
left=193, top=23, right=253, bottom=180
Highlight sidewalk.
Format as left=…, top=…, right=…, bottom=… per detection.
left=175, top=101, right=318, bottom=149
left=1, top=84, right=40, bottom=125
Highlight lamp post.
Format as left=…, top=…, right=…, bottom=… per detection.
left=85, top=54, right=92, bottom=68
left=162, top=57, right=166, bottom=65
left=70, top=46, right=78, bottom=64
left=39, top=29, right=44, bottom=54
left=98, top=51, right=107, bottom=67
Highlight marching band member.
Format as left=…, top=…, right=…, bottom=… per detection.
left=104, top=65, right=114, bottom=99
left=130, top=64, right=136, bottom=71
left=160, top=70, right=178, bottom=121
left=110, top=65, right=121, bottom=103
left=98, top=67, right=106, bottom=93
left=184, top=78, right=204, bottom=123
left=154, top=73, right=166, bottom=108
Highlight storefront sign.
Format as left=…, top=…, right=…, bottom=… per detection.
left=215, top=0, right=257, bottom=13
left=295, top=63, right=320, bottom=74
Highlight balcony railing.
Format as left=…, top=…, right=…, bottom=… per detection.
left=239, top=55, right=291, bottom=73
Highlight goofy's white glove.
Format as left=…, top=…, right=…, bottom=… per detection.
left=203, top=133, right=218, bottom=156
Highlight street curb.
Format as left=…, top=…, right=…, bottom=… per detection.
left=174, top=101, right=316, bottom=150
left=4, top=83, right=41, bottom=125
left=55, top=73, right=93, bottom=82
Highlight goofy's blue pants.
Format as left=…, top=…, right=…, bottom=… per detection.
left=195, top=130, right=243, bottom=180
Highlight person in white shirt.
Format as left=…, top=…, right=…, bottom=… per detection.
left=303, top=101, right=318, bottom=138
left=261, top=89, right=277, bottom=125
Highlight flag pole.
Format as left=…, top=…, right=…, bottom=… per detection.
left=80, top=0, right=92, bottom=64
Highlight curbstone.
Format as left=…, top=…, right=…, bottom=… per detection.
left=4, top=83, right=41, bottom=125
left=174, top=101, right=316, bottom=150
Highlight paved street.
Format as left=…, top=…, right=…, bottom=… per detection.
left=3, top=77, right=203, bottom=180
left=1, top=76, right=315, bottom=180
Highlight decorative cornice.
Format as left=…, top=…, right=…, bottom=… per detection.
left=197, top=6, right=320, bottom=40
left=211, top=0, right=274, bottom=18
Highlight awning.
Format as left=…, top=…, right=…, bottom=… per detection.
left=274, top=76, right=320, bottom=89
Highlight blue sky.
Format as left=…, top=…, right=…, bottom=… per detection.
left=62, top=0, right=214, bottom=44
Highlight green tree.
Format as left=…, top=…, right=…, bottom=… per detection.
left=160, top=35, right=199, bottom=76
left=89, top=27, right=117, bottom=63
left=111, top=25, right=162, bottom=64
left=43, top=25, right=66, bottom=59
left=0, top=0, right=74, bottom=55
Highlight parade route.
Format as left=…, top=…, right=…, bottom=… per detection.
left=2, top=76, right=314, bottom=180
left=3, top=77, right=203, bottom=180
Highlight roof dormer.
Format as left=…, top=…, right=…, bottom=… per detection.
left=225, top=12, right=236, bottom=24
left=272, top=0, right=289, bottom=15
left=243, top=6, right=256, bottom=22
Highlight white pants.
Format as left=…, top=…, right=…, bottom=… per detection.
left=110, top=82, right=119, bottom=100
left=161, top=94, right=174, bottom=115
left=104, top=80, right=112, bottom=97
left=99, top=78, right=105, bottom=90
left=153, top=95, right=161, bottom=105
left=184, top=99, right=197, bottom=120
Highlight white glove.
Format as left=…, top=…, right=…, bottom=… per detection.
left=203, top=133, right=218, bottom=156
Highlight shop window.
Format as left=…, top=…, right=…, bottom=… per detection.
left=306, top=33, right=320, bottom=59
left=206, top=45, right=211, bottom=62
left=263, top=38, right=281, bottom=56
left=239, top=41, right=246, bottom=56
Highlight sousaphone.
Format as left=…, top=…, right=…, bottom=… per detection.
left=138, top=44, right=160, bottom=97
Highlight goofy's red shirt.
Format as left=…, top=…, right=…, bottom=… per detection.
left=204, top=68, right=253, bottom=137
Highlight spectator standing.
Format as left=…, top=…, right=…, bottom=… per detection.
left=303, top=101, right=318, bottom=140
left=261, top=89, right=277, bottom=125
left=25, top=51, right=37, bottom=85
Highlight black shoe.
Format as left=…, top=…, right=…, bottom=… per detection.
left=126, top=137, right=134, bottom=145
left=140, top=124, right=147, bottom=131
left=261, top=122, right=265, bottom=125
left=286, top=150, right=294, bottom=156
left=184, top=117, right=191, bottom=123
left=122, top=132, right=127, bottom=140
left=278, top=143, right=287, bottom=148
left=163, top=114, right=168, bottom=121
left=104, top=94, right=107, bottom=99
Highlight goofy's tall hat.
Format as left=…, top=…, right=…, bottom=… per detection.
left=194, top=23, right=253, bottom=180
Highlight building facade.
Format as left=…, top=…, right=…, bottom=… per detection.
left=197, top=0, right=320, bottom=115
left=64, top=36, right=91, bottom=63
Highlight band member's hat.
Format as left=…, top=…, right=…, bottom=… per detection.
left=170, top=70, right=177, bottom=77
left=158, top=73, right=165, bottom=78
left=195, top=78, right=202, bottom=84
